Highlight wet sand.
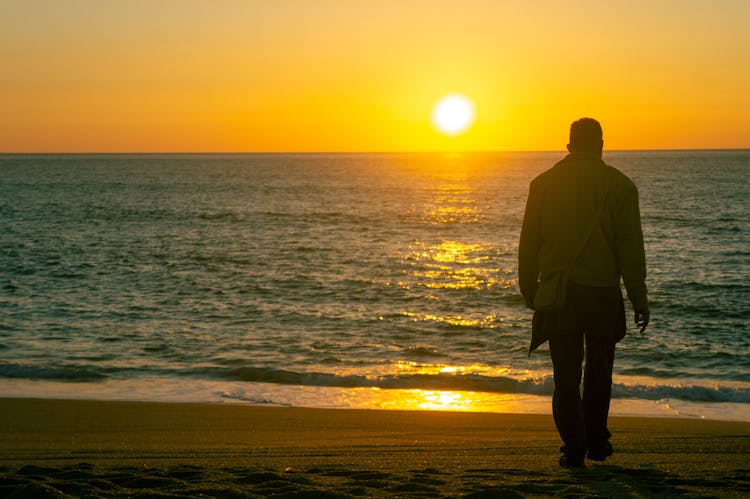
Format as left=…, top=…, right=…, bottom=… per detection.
left=1, top=397, right=748, bottom=497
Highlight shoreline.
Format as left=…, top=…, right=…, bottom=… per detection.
left=1, top=377, right=748, bottom=423
left=2, top=397, right=749, bottom=497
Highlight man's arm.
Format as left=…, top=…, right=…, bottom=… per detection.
left=614, top=181, right=649, bottom=331
left=518, top=180, right=543, bottom=309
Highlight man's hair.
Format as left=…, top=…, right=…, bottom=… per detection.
left=569, top=118, right=603, bottom=152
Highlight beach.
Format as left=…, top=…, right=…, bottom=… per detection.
left=1, top=398, right=748, bottom=497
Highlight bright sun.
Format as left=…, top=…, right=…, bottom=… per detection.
left=431, top=94, right=475, bottom=136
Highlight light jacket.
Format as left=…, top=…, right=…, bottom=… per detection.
left=518, top=152, right=648, bottom=312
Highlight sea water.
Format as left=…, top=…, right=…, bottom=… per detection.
left=1, top=151, right=748, bottom=421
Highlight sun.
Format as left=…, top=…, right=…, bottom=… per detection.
left=431, top=94, right=476, bottom=136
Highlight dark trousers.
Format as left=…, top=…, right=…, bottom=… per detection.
left=546, top=282, right=623, bottom=457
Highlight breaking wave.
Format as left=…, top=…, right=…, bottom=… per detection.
left=4, top=362, right=744, bottom=404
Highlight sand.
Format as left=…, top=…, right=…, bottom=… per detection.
left=0, top=397, right=748, bottom=497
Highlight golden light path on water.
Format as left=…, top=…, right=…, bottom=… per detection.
left=398, top=168, right=514, bottom=295
left=374, top=389, right=521, bottom=412
left=379, top=161, right=523, bottom=412
left=401, top=240, right=511, bottom=291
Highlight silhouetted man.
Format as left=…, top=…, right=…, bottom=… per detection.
left=518, top=118, right=649, bottom=468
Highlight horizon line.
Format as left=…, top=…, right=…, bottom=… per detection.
left=1, top=147, right=749, bottom=155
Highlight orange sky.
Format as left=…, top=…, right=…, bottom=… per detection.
left=1, top=0, right=749, bottom=152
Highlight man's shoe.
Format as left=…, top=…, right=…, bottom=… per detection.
left=587, top=442, right=614, bottom=462
left=559, top=454, right=585, bottom=469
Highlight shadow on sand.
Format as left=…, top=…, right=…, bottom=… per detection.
left=1, top=462, right=748, bottom=498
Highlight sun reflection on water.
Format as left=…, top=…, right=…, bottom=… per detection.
left=399, top=174, right=515, bottom=292
left=413, top=240, right=486, bottom=264
left=373, top=389, right=481, bottom=412
left=388, top=361, right=509, bottom=377
left=370, top=161, right=528, bottom=414
left=415, top=390, right=473, bottom=411
left=399, top=311, right=499, bottom=328
left=421, top=183, right=480, bottom=224
left=364, top=388, right=548, bottom=414
left=400, top=240, right=512, bottom=291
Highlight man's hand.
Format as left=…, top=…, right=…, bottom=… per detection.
left=522, top=289, right=536, bottom=310
left=634, top=308, right=650, bottom=333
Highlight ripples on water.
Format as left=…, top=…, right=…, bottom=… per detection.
left=0, top=151, right=748, bottom=416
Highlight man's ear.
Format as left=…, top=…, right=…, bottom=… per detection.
left=566, top=144, right=573, bottom=153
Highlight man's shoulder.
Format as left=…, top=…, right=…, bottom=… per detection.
left=530, top=156, right=639, bottom=197
left=602, top=162, right=638, bottom=193
left=530, top=168, right=553, bottom=186
left=529, top=157, right=567, bottom=187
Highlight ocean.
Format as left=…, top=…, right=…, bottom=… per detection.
left=1, top=151, right=748, bottom=421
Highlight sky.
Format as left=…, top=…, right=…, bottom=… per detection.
left=1, top=0, right=749, bottom=152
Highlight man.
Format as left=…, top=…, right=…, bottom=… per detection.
left=518, top=118, right=649, bottom=468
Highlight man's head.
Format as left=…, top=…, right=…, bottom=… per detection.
left=567, top=118, right=603, bottom=156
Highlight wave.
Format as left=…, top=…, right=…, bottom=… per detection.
left=2, top=362, right=748, bottom=404
left=660, top=280, right=750, bottom=293
left=611, top=383, right=749, bottom=403
left=0, top=363, right=108, bottom=382
left=188, top=366, right=750, bottom=404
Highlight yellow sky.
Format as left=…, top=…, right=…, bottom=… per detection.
left=1, top=0, right=749, bottom=152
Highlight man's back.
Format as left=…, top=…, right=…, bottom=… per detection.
left=518, top=152, right=647, bottom=313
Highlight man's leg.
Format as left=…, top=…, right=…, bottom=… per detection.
left=548, top=329, right=586, bottom=463
left=582, top=332, right=616, bottom=460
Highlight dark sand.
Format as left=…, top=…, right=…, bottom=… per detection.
left=1, top=397, right=748, bottom=497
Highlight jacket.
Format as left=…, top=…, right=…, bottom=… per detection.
left=518, top=152, right=648, bottom=314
